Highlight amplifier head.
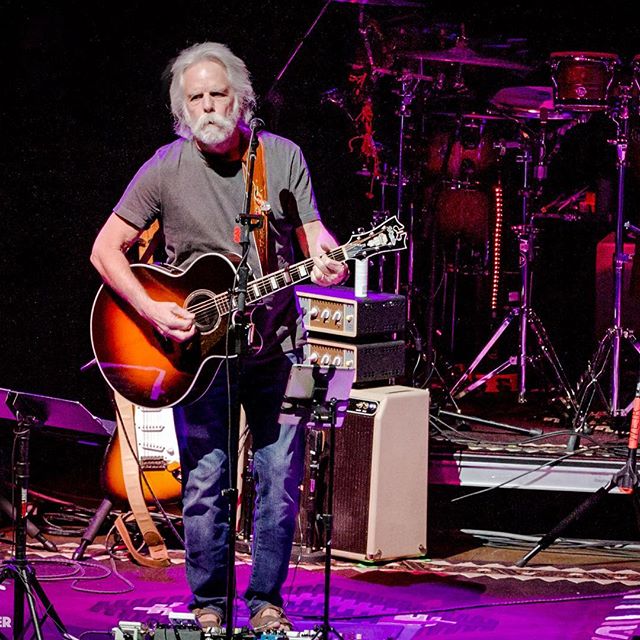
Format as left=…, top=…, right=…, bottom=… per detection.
left=296, top=285, right=406, bottom=339
left=303, top=338, right=406, bottom=382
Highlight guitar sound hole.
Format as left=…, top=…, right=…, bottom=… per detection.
left=185, top=289, right=220, bottom=334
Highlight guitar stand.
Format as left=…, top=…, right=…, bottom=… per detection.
left=279, top=364, right=354, bottom=640
left=516, top=380, right=640, bottom=567
left=0, top=391, right=71, bottom=640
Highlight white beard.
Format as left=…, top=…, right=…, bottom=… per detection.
left=189, top=107, right=240, bottom=147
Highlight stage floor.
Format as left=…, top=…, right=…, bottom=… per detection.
left=2, top=511, right=640, bottom=640
left=2, top=389, right=640, bottom=639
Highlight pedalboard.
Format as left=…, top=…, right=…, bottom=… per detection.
left=113, top=620, right=332, bottom=639
left=296, top=285, right=406, bottom=338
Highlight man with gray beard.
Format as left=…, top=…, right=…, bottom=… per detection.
left=90, top=41, right=348, bottom=633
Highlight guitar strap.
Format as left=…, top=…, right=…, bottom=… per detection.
left=243, top=137, right=270, bottom=276
left=137, top=219, right=162, bottom=265
left=113, top=391, right=171, bottom=568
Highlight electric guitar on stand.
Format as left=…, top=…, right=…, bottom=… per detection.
left=90, top=217, right=406, bottom=409
left=101, top=402, right=182, bottom=505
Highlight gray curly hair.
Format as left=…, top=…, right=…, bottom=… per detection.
left=169, top=42, right=256, bottom=138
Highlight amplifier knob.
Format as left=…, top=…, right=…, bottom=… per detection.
left=332, top=356, right=343, bottom=366
left=345, top=314, right=354, bottom=323
left=320, top=309, right=331, bottom=321
left=308, top=351, right=319, bottom=364
left=332, top=311, right=342, bottom=324
left=320, top=354, right=331, bottom=365
left=345, top=358, right=354, bottom=367
left=309, top=306, right=319, bottom=319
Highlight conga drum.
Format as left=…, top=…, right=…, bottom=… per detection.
left=550, top=51, right=620, bottom=112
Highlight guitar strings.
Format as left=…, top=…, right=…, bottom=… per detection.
left=182, top=236, right=375, bottom=318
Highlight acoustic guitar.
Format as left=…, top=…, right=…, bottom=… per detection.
left=90, top=216, right=406, bottom=408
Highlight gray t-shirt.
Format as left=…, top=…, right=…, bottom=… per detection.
left=113, top=132, right=321, bottom=357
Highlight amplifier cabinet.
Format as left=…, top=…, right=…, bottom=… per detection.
left=332, top=385, right=429, bottom=561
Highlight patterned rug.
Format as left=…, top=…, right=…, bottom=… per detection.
left=3, top=541, right=640, bottom=639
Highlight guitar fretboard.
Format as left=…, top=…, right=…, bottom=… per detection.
left=182, top=217, right=405, bottom=323
left=191, top=246, right=347, bottom=318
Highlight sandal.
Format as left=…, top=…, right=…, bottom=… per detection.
left=193, top=607, right=224, bottom=631
left=250, top=605, right=293, bottom=632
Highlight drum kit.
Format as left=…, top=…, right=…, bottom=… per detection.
left=323, top=0, right=640, bottom=425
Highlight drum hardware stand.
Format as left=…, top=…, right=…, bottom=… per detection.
left=389, top=73, right=432, bottom=385
left=449, top=133, right=577, bottom=410
left=516, top=378, right=640, bottom=567
left=439, top=237, right=459, bottom=355
left=370, top=167, right=395, bottom=292
left=0, top=391, right=72, bottom=640
left=572, top=85, right=640, bottom=433
left=421, top=114, right=469, bottom=386
left=392, top=72, right=419, bottom=298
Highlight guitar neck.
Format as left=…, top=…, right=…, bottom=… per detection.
left=210, top=246, right=348, bottom=315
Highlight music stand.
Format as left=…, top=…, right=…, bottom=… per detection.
left=0, top=388, right=114, bottom=437
left=0, top=389, right=107, bottom=640
left=279, top=364, right=355, bottom=640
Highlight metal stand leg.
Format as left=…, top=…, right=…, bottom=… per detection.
left=72, top=497, right=113, bottom=561
left=517, top=380, right=640, bottom=567
left=449, top=133, right=575, bottom=409
left=572, top=85, right=640, bottom=429
left=450, top=309, right=517, bottom=398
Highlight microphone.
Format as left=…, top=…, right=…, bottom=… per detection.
left=248, top=118, right=265, bottom=155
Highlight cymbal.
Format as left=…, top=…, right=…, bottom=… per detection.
left=374, top=66, right=433, bottom=82
left=404, top=40, right=531, bottom=71
left=332, top=0, right=425, bottom=6
left=490, top=86, right=576, bottom=120
left=349, top=62, right=433, bottom=82
left=429, top=111, right=510, bottom=122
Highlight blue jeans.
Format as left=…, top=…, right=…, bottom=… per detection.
left=173, top=352, right=305, bottom=619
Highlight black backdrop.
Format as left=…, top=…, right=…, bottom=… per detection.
left=2, top=0, right=640, bottom=420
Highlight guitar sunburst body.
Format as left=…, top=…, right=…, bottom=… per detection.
left=92, top=253, right=240, bottom=408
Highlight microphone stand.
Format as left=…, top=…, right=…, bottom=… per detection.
left=223, top=119, right=264, bottom=639
left=264, top=0, right=331, bottom=128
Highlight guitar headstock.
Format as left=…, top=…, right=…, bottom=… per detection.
left=345, top=216, right=407, bottom=261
